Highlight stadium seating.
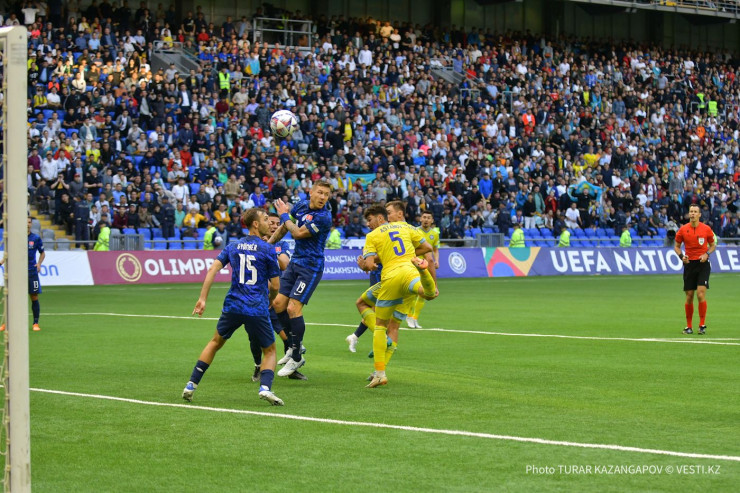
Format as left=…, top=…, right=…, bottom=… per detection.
left=20, top=6, right=737, bottom=252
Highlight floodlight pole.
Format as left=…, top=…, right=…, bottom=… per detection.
left=2, top=26, right=31, bottom=493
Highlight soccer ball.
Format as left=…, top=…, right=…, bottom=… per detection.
left=213, top=236, right=223, bottom=246
left=270, top=110, right=299, bottom=138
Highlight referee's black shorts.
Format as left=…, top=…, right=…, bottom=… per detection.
left=683, top=260, right=711, bottom=291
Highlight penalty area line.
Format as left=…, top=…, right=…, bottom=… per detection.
left=30, top=387, right=740, bottom=463
left=45, top=312, right=740, bottom=346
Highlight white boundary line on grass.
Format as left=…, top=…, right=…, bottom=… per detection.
left=30, top=387, right=740, bottom=463
left=46, top=312, right=740, bottom=346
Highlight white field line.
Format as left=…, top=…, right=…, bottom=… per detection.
left=29, top=387, right=740, bottom=463
left=46, top=312, right=740, bottom=346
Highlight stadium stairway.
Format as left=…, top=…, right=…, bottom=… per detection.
left=29, top=204, right=77, bottom=248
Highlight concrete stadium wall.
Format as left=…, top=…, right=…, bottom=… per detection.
left=170, top=0, right=738, bottom=51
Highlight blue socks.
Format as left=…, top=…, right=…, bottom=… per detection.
left=189, top=360, right=209, bottom=385
left=289, top=316, right=305, bottom=362
left=32, top=299, right=40, bottom=324
left=276, top=310, right=292, bottom=334
left=250, top=340, right=262, bottom=366
left=259, top=369, right=274, bottom=391
left=354, top=322, right=368, bottom=337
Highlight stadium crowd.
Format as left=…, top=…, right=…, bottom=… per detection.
left=10, top=1, right=740, bottom=249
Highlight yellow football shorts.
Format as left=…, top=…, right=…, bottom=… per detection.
left=374, top=266, right=421, bottom=321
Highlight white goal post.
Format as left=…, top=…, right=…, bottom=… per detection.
left=1, top=26, right=31, bottom=493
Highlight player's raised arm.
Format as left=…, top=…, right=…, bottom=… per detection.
left=193, top=259, right=224, bottom=316
left=268, top=221, right=289, bottom=244
left=274, top=198, right=314, bottom=240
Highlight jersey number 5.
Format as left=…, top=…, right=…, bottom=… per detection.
left=388, top=231, right=405, bottom=256
left=238, top=254, right=257, bottom=285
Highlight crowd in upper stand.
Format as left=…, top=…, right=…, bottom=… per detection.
left=8, top=1, right=739, bottom=247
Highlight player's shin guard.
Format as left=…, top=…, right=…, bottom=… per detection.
left=372, top=328, right=387, bottom=372
left=360, top=308, right=376, bottom=331
left=250, top=340, right=262, bottom=366
left=698, top=301, right=707, bottom=326
left=189, top=360, right=209, bottom=385
left=685, top=303, right=694, bottom=328
left=259, top=369, right=275, bottom=391
left=289, top=316, right=306, bottom=362
left=418, top=269, right=436, bottom=297
left=384, top=341, right=398, bottom=365
left=32, top=299, right=40, bottom=324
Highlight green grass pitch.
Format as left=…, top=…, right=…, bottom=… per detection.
left=7, top=274, right=740, bottom=491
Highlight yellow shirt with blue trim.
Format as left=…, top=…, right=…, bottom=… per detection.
left=417, top=226, right=440, bottom=250
left=363, top=221, right=425, bottom=280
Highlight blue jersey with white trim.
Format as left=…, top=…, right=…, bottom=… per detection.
left=28, top=233, right=44, bottom=272
left=289, top=199, right=332, bottom=268
left=216, top=235, right=280, bottom=316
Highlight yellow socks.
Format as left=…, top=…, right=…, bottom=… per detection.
left=418, top=269, right=436, bottom=297
left=412, top=296, right=425, bottom=318
left=384, top=341, right=398, bottom=365
left=373, top=327, right=387, bottom=371
left=361, top=308, right=376, bottom=331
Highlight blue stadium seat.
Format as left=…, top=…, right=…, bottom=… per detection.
left=597, top=228, right=608, bottom=236
left=122, top=228, right=137, bottom=235
left=524, top=228, right=539, bottom=237
left=133, top=155, right=144, bottom=168
left=42, top=109, right=54, bottom=121
left=657, top=228, right=667, bottom=236
left=152, top=228, right=163, bottom=238
left=189, top=183, right=201, bottom=195
left=573, top=228, right=585, bottom=238
left=584, top=228, right=597, bottom=237
left=482, top=227, right=495, bottom=234
left=154, top=241, right=167, bottom=250
left=469, top=227, right=481, bottom=237
left=540, top=229, right=554, bottom=238
left=182, top=240, right=197, bottom=250
left=56, top=110, right=65, bottom=120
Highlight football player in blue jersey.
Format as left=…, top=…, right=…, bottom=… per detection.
left=268, top=179, right=333, bottom=378
left=183, top=208, right=284, bottom=406
left=248, top=212, right=303, bottom=382
left=0, top=218, right=45, bottom=332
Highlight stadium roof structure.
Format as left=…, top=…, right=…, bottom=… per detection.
left=565, top=0, right=740, bottom=21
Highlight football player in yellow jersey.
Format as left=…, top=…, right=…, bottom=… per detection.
left=359, top=204, right=437, bottom=388
left=407, top=211, right=440, bottom=328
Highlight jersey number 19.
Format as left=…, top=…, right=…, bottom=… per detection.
left=238, top=253, right=257, bottom=285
